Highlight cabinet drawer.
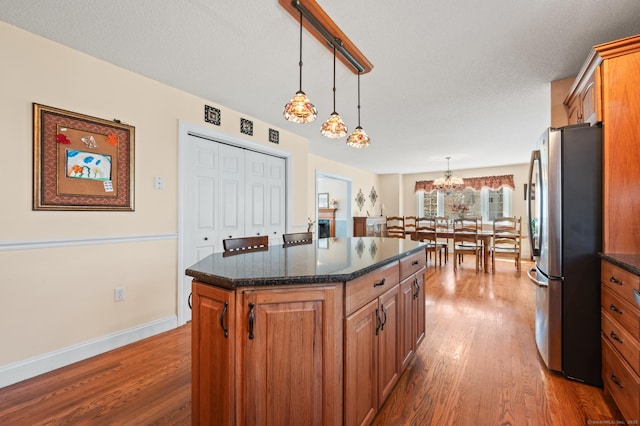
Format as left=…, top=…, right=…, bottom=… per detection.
left=346, top=261, right=399, bottom=316
left=602, top=336, right=640, bottom=421
left=602, top=261, right=640, bottom=307
left=602, top=310, right=640, bottom=376
left=399, top=250, right=426, bottom=281
left=602, top=286, right=640, bottom=340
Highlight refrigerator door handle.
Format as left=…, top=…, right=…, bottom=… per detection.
left=527, top=267, right=548, bottom=287
left=527, top=149, right=542, bottom=257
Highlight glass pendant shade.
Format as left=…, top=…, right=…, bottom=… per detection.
left=320, top=112, right=348, bottom=138
left=283, top=90, right=317, bottom=123
left=347, top=71, right=370, bottom=148
left=346, top=126, right=370, bottom=148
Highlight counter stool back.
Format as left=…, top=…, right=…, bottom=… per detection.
left=223, top=235, right=269, bottom=256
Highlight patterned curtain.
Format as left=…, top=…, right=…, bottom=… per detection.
left=415, top=174, right=515, bottom=193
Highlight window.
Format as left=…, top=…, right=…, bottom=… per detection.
left=417, top=187, right=512, bottom=221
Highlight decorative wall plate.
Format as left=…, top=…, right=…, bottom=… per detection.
left=355, top=188, right=366, bottom=211
left=204, top=105, right=221, bottom=126
left=240, top=118, right=253, bottom=136
left=269, top=128, right=279, bottom=144
left=369, top=186, right=378, bottom=206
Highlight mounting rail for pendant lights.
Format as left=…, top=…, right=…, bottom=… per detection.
left=279, top=0, right=373, bottom=75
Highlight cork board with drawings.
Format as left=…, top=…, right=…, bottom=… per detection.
left=33, top=103, right=135, bottom=211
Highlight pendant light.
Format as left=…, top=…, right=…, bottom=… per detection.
left=346, top=71, right=370, bottom=148
left=283, top=10, right=317, bottom=123
left=320, top=42, right=348, bottom=138
left=434, top=156, right=464, bottom=194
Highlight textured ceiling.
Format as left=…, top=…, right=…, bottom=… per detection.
left=2, top=0, right=640, bottom=174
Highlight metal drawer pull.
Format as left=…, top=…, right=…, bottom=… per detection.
left=609, top=276, right=623, bottom=286
left=610, top=331, right=623, bottom=344
left=610, top=374, right=624, bottom=389
left=248, top=303, right=255, bottom=340
left=634, top=289, right=640, bottom=308
left=373, top=278, right=386, bottom=288
left=610, top=304, right=623, bottom=315
left=412, top=260, right=419, bottom=265
left=220, top=301, right=229, bottom=338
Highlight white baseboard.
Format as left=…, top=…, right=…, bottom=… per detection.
left=0, top=315, right=177, bottom=389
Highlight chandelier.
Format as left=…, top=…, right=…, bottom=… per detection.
left=434, top=157, right=464, bottom=193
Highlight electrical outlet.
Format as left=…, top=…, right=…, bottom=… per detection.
left=114, top=287, right=125, bottom=302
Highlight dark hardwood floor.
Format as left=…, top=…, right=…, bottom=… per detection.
left=0, top=255, right=621, bottom=425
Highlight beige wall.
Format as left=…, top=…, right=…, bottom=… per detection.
left=0, top=21, right=378, bottom=380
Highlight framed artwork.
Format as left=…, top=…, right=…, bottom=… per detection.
left=318, top=192, right=329, bottom=208
left=33, top=103, right=135, bottom=211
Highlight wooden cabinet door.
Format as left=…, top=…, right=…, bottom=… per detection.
left=240, top=286, right=342, bottom=426
left=399, top=276, right=415, bottom=370
left=413, top=271, right=426, bottom=349
left=378, top=285, right=401, bottom=404
left=345, top=298, right=379, bottom=426
left=191, top=282, right=235, bottom=426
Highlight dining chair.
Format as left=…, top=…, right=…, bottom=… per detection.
left=490, top=216, right=522, bottom=275
left=385, top=216, right=406, bottom=238
left=404, top=216, right=417, bottom=237
left=415, top=217, right=446, bottom=266
left=434, top=216, right=450, bottom=264
left=223, top=235, right=269, bottom=256
left=453, top=217, right=482, bottom=272
left=282, top=231, right=313, bottom=246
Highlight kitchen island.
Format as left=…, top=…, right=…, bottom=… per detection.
left=186, top=237, right=427, bottom=426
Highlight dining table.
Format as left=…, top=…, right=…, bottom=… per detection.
left=413, top=230, right=495, bottom=273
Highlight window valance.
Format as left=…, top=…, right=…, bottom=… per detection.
left=415, top=174, right=515, bottom=193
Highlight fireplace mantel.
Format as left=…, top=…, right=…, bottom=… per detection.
left=318, top=208, right=337, bottom=238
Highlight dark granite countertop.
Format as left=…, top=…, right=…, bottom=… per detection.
left=186, top=237, right=425, bottom=289
left=599, top=253, right=640, bottom=276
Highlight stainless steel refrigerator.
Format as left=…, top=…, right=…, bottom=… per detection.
left=527, top=124, right=602, bottom=386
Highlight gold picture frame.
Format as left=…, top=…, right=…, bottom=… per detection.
left=33, top=103, right=135, bottom=211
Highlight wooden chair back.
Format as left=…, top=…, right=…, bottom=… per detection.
left=223, top=235, right=269, bottom=256
left=415, top=217, right=445, bottom=265
left=404, top=216, right=417, bottom=236
left=491, top=216, right=522, bottom=274
left=453, top=217, right=482, bottom=272
left=282, top=232, right=313, bottom=246
left=385, top=216, right=406, bottom=238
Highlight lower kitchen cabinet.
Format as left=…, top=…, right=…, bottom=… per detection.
left=344, top=284, right=400, bottom=426
left=191, top=283, right=236, bottom=426
left=192, top=281, right=343, bottom=426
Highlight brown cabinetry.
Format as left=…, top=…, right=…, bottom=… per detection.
left=192, top=282, right=343, bottom=426
left=566, top=35, right=640, bottom=253
left=601, top=260, right=640, bottom=421
left=191, top=283, right=236, bottom=425
left=565, top=56, right=600, bottom=126
left=191, top=245, right=427, bottom=425
left=353, top=216, right=386, bottom=237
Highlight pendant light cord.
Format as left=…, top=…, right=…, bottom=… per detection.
left=298, top=11, right=303, bottom=92
left=332, top=43, right=337, bottom=113
left=357, top=71, right=361, bottom=126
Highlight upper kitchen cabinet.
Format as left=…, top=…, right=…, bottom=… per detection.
left=565, top=34, right=640, bottom=253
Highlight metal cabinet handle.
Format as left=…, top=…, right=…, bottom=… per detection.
left=413, top=278, right=420, bottom=299
left=373, top=278, right=386, bottom=288
left=188, top=292, right=192, bottom=310
left=204, top=237, right=208, bottom=241
left=610, top=374, right=624, bottom=389
left=220, top=301, right=229, bottom=338
left=375, top=308, right=381, bottom=336
left=609, top=276, right=623, bottom=286
left=610, top=331, right=623, bottom=344
left=248, top=302, right=255, bottom=340
left=634, top=289, right=640, bottom=308
left=610, top=304, right=623, bottom=315
left=380, top=304, right=387, bottom=331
